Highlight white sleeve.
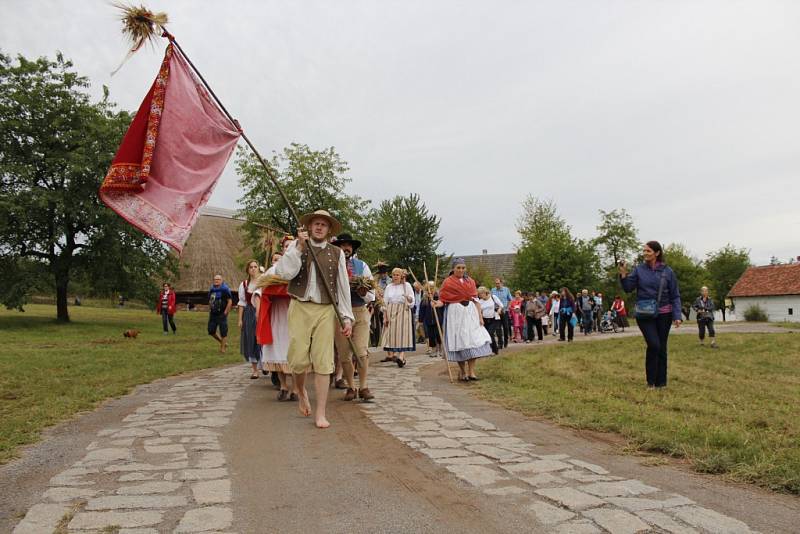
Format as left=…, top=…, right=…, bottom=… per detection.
left=492, top=295, right=503, bottom=310
left=362, top=263, right=375, bottom=303
left=336, top=251, right=354, bottom=323
left=275, top=240, right=302, bottom=280
left=237, top=282, right=246, bottom=307
left=405, top=282, right=415, bottom=304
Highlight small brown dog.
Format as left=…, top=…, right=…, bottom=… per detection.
left=123, top=329, right=141, bottom=338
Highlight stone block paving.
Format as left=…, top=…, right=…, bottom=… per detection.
left=362, top=358, right=757, bottom=534
left=13, top=367, right=245, bottom=533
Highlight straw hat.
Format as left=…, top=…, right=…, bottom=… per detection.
left=299, top=209, right=341, bottom=236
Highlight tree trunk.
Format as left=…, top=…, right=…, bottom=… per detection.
left=56, top=276, right=70, bottom=322
left=722, top=307, right=726, bottom=322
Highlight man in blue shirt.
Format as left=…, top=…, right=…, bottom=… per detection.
left=492, top=278, right=513, bottom=348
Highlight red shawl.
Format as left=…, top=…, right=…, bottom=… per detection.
left=439, top=275, right=478, bottom=303
left=256, top=284, right=290, bottom=345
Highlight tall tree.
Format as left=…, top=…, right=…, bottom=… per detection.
left=595, top=209, right=639, bottom=269
left=705, top=245, right=750, bottom=321
left=369, top=194, right=443, bottom=277
left=0, top=52, right=173, bottom=321
left=664, top=244, right=708, bottom=320
left=236, top=143, right=372, bottom=262
left=511, top=196, right=600, bottom=292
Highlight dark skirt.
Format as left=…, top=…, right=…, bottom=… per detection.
left=240, top=303, right=260, bottom=363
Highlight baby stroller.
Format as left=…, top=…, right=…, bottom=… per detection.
left=599, top=310, right=620, bottom=333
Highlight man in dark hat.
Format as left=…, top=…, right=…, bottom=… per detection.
left=275, top=210, right=353, bottom=429
left=333, top=233, right=375, bottom=401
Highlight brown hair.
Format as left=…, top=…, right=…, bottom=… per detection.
left=645, top=240, right=664, bottom=261
left=244, top=259, right=259, bottom=282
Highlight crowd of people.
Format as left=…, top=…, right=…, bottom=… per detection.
left=156, top=211, right=722, bottom=425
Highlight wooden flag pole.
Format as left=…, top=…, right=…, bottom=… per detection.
left=424, top=262, right=453, bottom=383
left=164, top=33, right=360, bottom=357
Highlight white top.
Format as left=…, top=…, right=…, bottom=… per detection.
left=551, top=299, right=560, bottom=314
left=478, top=296, right=499, bottom=319
left=384, top=281, right=414, bottom=305
left=351, top=258, right=376, bottom=304
left=274, top=239, right=354, bottom=323
left=237, top=280, right=258, bottom=307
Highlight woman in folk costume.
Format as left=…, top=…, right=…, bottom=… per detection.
left=381, top=267, right=415, bottom=368
left=237, top=260, right=263, bottom=379
left=435, top=258, right=493, bottom=381
left=254, top=244, right=297, bottom=401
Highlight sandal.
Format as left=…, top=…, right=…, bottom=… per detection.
left=277, top=390, right=289, bottom=401
left=468, top=376, right=480, bottom=381
left=380, top=357, right=395, bottom=363
left=396, top=358, right=406, bottom=368
left=250, top=373, right=259, bottom=380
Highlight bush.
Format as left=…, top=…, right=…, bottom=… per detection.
left=743, top=304, right=768, bottom=322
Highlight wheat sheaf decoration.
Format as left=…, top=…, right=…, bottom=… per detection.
left=111, top=3, right=170, bottom=74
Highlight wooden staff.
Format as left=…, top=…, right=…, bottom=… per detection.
left=424, top=262, right=453, bottom=383
left=163, top=33, right=360, bottom=356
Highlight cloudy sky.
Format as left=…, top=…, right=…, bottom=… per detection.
left=4, top=1, right=799, bottom=264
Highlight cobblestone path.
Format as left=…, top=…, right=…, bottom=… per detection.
left=362, top=358, right=756, bottom=534
left=13, top=367, right=245, bottom=534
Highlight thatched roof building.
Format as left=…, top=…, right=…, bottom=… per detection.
left=173, top=206, right=257, bottom=304
left=459, top=250, right=517, bottom=281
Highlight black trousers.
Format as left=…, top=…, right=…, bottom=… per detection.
left=526, top=316, right=543, bottom=341
left=559, top=315, right=574, bottom=341
left=424, top=322, right=440, bottom=347
left=483, top=317, right=500, bottom=354
left=637, top=313, right=673, bottom=387
left=499, top=312, right=511, bottom=348
left=161, top=310, right=176, bottom=333
left=698, top=319, right=715, bottom=340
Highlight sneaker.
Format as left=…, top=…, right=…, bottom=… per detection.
left=343, top=388, right=357, bottom=401
left=358, top=388, right=374, bottom=401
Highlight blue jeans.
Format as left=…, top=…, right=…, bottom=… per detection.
left=582, top=310, right=593, bottom=333
left=637, top=313, right=673, bottom=387
left=161, top=310, right=176, bottom=333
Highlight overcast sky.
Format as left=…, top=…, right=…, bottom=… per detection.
left=4, top=1, right=799, bottom=264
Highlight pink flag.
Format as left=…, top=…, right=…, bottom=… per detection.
left=100, top=44, right=241, bottom=253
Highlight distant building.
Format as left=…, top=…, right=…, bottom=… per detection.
left=173, top=206, right=258, bottom=306
left=459, top=250, right=516, bottom=281
left=728, top=263, right=800, bottom=322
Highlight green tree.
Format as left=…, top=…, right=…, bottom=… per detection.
left=511, top=196, right=600, bottom=292
left=705, top=245, right=750, bottom=321
left=664, top=244, right=708, bottom=320
left=0, top=52, right=174, bottom=321
left=369, top=193, right=443, bottom=278
left=235, top=143, right=372, bottom=263
left=595, top=209, right=639, bottom=269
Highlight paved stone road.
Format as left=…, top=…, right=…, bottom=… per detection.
left=13, top=367, right=245, bottom=534
left=361, top=358, right=757, bottom=534
left=12, top=334, right=782, bottom=532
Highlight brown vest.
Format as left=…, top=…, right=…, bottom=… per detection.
left=288, top=243, right=342, bottom=305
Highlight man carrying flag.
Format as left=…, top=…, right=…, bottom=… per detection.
left=275, top=210, right=354, bottom=429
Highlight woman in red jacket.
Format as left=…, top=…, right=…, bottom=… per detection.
left=157, top=282, right=177, bottom=334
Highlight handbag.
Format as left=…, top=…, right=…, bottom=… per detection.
left=634, top=268, right=667, bottom=319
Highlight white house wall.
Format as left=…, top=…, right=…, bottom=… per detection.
left=731, top=296, right=800, bottom=322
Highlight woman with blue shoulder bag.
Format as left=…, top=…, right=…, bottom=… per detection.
left=619, top=241, right=682, bottom=388
left=558, top=288, right=576, bottom=342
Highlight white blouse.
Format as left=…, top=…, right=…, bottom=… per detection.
left=383, top=282, right=414, bottom=305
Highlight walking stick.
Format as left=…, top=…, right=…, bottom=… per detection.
left=163, top=33, right=360, bottom=357
left=424, top=262, right=454, bottom=383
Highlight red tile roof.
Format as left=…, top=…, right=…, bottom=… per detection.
left=728, top=263, right=800, bottom=297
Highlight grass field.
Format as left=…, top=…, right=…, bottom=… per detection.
left=0, top=304, right=241, bottom=464
left=475, top=333, right=800, bottom=494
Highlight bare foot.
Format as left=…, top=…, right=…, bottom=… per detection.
left=315, top=416, right=330, bottom=429
left=297, top=388, right=311, bottom=417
